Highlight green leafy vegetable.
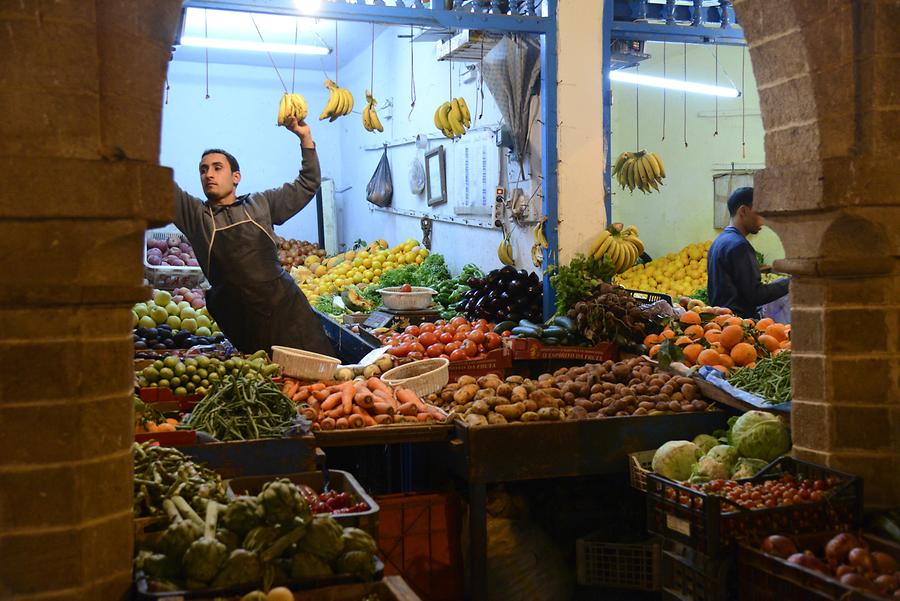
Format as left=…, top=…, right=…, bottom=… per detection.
left=549, top=254, right=616, bottom=315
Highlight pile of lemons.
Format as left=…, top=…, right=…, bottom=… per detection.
left=615, top=240, right=711, bottom=299
left=292, top=239, right=428, bottom=304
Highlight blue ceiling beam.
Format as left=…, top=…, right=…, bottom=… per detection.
left=611, top=20, right=745, bottom=45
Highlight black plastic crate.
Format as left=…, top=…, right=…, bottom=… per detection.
left=624, top=288, right=673, bottom=305
left=647, top=457, right=862, bottom=556
left=661, top=540, right=734, bottom=601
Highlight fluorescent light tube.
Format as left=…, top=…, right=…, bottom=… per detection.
left=180, top=36, right=331, bottom=56
left=295, top=0, right=322, bottom=13
left=610, top=70, right=740, bottom=98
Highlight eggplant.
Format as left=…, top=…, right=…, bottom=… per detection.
left=499, top=291, right=511, bottom=303
left=527, top=283, right=542, bottom=295
left=517, top=268, right=529, bottom=279
left=528, top=271, right=540, bottom=283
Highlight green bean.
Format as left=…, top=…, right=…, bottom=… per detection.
left=727, top=351, right=791, bottom=404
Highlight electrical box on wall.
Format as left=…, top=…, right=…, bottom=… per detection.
left=492, top=187, right=505, bottom=227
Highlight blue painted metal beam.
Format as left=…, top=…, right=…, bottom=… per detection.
left=182, top=0, right=552, bottom=34
left=611, top=20, right=745, bottom=45
left=603, top=0, right=613, bottom=226
left=540, top=0, right=558, bottom=320
left=615, top=0, right=738, bottom=27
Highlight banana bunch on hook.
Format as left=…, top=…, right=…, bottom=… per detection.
left=319, top=79, right=354, bottom=122
left=434, top=97, right=471, bottom=139
left=276, top=92, right=308, bottom=125
left=497, top=227, right=515, bottom=267
left=530, top=217, right=549, bottom=268
left=362, top=89, right=384, bottom=133
left=613, top=150, right=666, bottom=193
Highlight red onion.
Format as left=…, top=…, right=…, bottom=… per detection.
left=826, top=533, right=862, bottom=566
left=840, top=572, right=873, bottom=590
left=146, top=254, right=162, bottom=266
left=872, top=552, right=899, bottom=575
left=761, top=535, right=798, bottom=559
left=849, top=547, right=875, bottom=573
left=788, top=553, right=831, bottom=575
left=874, top=574, right=898, bottom=595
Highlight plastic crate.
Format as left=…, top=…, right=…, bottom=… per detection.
left=737, top=532, right=900, bottom=601
left=226, top=470, right=379, bottom=537
left=628, top=449, right=656, bottom=493
left=647, top=457, right=862, bottom=556
left=144, top=229, right=205, bottom=290
left=624, top=288, right=674, bottom=305
left=446, top=347, right=511, bottom=383
left=576, top=533, right=661, bottom=590
left=661, top=539, right=734, bottom=601
left=374, top=491, right=464, bottom=601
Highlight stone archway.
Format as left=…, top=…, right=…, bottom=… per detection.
left=733, top=0, right=900, bottom=506
left=0, top=0, right=897, bottom=598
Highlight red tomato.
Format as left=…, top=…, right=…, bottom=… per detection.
left=389, top=343, right=411, bottom=357
left=445, top=341, right=462, bottom=353
left=407, top=351, right=424, bottom=361
left=501, top=330, right=512, bottom=337
left=466, top=329, right=485, bottom=345
left=484, top=332, right=502, bottom=350
left=435, top=319, right=446, bottom=327
left=399, top=333, right=416, bottom=343
left=476, top=323, right=491, bottom=333
left=450, top=316, right=468, bottom=327
left=443, top=325, right=457, bottom=336
left=461, top=339, right=479, bottom=357
left=449, top=349, right=468, bottom=362
left=426, top=343, right=445, bottom=358
left=404, top=325, right=421, bottom=337
left=438, top=332, right=454, bottom=345
left=409, top=341, right=425, bottom=354
left=418, top=332, right=438, bottom=347
left=476, top=318, right=488, bottom=327
left=456, top=324, right=472, bottom=334
left=439, top=354, right=450, bottom=360
left=453, top=331, right=468, bottom=342
left=419, top=322, right=436, bottom=333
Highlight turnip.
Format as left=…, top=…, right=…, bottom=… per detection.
left=166, top=234, right=181, bottom=248
left=166, top=257, right=185, bottom=267
left=186, top=259, right=200, bottom=267
left=147, top=254, right=162, bottom=265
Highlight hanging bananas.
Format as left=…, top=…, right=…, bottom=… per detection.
left=319, top=79, right=354, bottom=122
left=434, top=97, right=471, bottom=139
left=497, top=230, right=515, bottom=267
left=588, top=223, right=645, bottom=274
left=277, top=92, right=308, bottom=126
left=362, top=89, right=384, bottom=133
left=530, top=217, right=549, bottom=268
left=612, top=150, right=666, bottom=193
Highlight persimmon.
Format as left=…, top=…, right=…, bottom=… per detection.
left=720, top=324, right=745, bottom=349
left=679, top=311, right=702, bottom=326
left=698, top=349, right=722, bottom=366
left=684, top=325, right=704, bottom=340
left=683, top=344, right=704, bottom=365
left=757, top=334, right=781, bottom=353
left=755, top=317, right=774, bottom=330
left=730, top=342, right=758, bottom=367
left=765, top=323, right=788, bottom=342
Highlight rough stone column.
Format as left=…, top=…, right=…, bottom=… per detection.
left=0, top=1, right=181, bottom=598
left=734, top=0, right=900, bottom=506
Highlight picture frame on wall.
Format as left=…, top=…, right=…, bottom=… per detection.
left=425, top=146, right=447, bottom=207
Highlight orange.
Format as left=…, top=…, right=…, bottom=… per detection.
left=745, top=362, right=757, bottom=369
left=765, top=323, right=788, bottom=342
left=703, top=322, right=722, bottom=332
left=718, top=354, right=735, bottom=368
left=713, top=315, right=730, bottom=326
left=649, top=344, right=661, bottom=357
left=704, top=330, right=723, bottom=344
left=709, top=341, right=725, bottom=354
left=675, top=336, right=693, bottom=346
left=713, top=365, right=729, bottom=374
left=684, top=325, right=704, bottom=339
left=757, top=334, right=781, bottom=353
left=644, top=334, right=661, bottom=347
left=683, top=344, right=704, bottom=365
left=660, top=328, right=676, bottom=340
left=755, top=317, right=774, bottom=331
left=780, top=340, right=792, bottom=350
left=698, top=349, right=722, bottom=366
left=679, top=311, right=702, bottom=326
left=720, top=324, right=745, bottom=349
left=730, top=342, right=758, bottom=367
left=724, top=316, right=743, bottom=327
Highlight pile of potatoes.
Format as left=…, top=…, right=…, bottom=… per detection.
left=428, top=357, right=710, bottom=427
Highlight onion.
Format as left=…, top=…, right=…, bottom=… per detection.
left=873, top=552, right=899, bottom=575
left=179, top=253, right=192, bottom=262
left=841, top=572, right=873, bottom=590
left=186, top=259, right=200, bottom=267
left=874, top=574, right=898, bottom=595
left=190, top=297, right=205, bottom=309
left=172, top=295, right=183, bottom=303
left=179, top=242, right=192, bottom=253
left=166, top=234, right=182, bottom=248
left=836, top=565, right=856, bottom=577
left=165, top=257, right=185, bottom=267
left=147, top=254, right=162, bottom=266
left=826, top=533, right=862, bottom=566
left=762, top=535, right=798, bottom=559
left=788, top=552, right=831, bottom=575
left=849, top=547, right=875, bottom=573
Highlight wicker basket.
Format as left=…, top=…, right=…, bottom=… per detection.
left=380, top=358, right=449, bottom=397
left=629, top=449, right=657, bottom=492
left=378, top=287, right=436, bottom=311
left=271, top=345, right=340, bottom=380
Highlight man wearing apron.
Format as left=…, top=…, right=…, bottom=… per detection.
left=172, top=116, right=334, bottom=356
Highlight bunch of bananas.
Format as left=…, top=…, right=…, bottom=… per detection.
left=319, top=79, right=354, bottom=122
left=613, top=150, right=666, bottom=193
left=276, top=92, right=308, bottom=125
left=434, top=97, right=471, bottom=139
left=530, top=217, right=549, bottom=267
left=497, top=230, right=515, bottom=267
left=362, top=89, right=384, bottom=133
left=588, top=223, right=645, bottom=274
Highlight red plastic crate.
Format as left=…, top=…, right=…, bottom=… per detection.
left=138, top=387, right=203, bottom=412
left=374, top=492, right=464, bottom=601
left=508, top=337, right=619, bottom=362
left=446, top=348, right=511, bottom=383
left=134, top=429, right=197, bottom=446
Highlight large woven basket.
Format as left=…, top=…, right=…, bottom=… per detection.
left=378, top=286, right=436, bottom=311
left=271, top=345, right=340, bottom=380
left=380, top=358, right=449, bottom=397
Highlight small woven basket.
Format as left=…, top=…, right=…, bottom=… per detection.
left=378, top=286, right=436, bottom=311
left=271, top=345, right=340, bottom=380
left=380, top=358, right=449, bottom=397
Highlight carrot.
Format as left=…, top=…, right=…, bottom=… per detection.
left=366, top=377, right=391, bottom=395
left=352, top=405, right=377, bottom=427
left=347, top=414, right=365, bottom=428
left=320, top=391, right=343, bottom=411
left=282, top=380, right=299, bottom=398
left=355, top=390, right=375, bottom=410
left=325, top=406, right=346, bottom=419
left=372, top=388, right=391, bottom=401
left=165, top=418, right=179, bottom=425
left=299, top=406, right=318, bottom=421
left=341, top=381, right=354, bottom=415
left=308, top=382, right=327, bottom=392
left=311, top=422, right=321, bottom=431
left=416, top=413, right=435, bottom=423
left=372, top=401, right=395, bottom=415
left=307, top=397, right=321, bottom=412
left=398, top=402, right=418, bottom=416
left=373, top=414, right=393, bottom=425
left=395, top=387, right=427, bottom=411
left=313, top=389, right=331, bottom=402
left=292, top=388, right=310, bottom=403
left=320, top=417, right=335, bottom=431
left=335, top=417, right=349, bottom=430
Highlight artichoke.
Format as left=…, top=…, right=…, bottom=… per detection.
left=296, top=516, right=345, bottom=562
left=221, top=496, right=263, bottom=538
left=335, top=550, right=377, bottom=581
left=341, top=527, right=378, bottom=555
left=259, top=479, right=311, bottom=525
left=182, top=501, right=228, bottom=583
left=243, top=525, right=280, bottom=553
left=260, top=517, right=308, bottom=562
left=160, top=519, right=203, bottom=563
left=216, top=528, right=241, bottom=553
left=290, top=551, right=334, bottom=580
left=211, top=548, right=261, bottom=588
left=134, top=550, right=180, bottom=581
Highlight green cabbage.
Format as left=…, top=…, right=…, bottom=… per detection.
left=651, top=440, right=702, bottom=481
left=730, top=457, right=768, bottom=480
left=690, top=444, right=739, bottom=483
left=728, top=411, right=790, bottom=462
left=692, top=434, right=719, bottom=455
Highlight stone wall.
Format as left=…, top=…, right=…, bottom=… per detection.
left=0, top=1, right=181, bottom=598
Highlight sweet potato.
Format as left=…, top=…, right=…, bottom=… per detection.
left=464, top=413, right=488, bottom=427
left=520, top=411, right=539, bottom=422
left=494, top=402, right=525, bottom=421
left=487, top=412, right=508, bottom=425
left=470, top=399, right=490, bottom=415
left=453, top=384, right=480, bottom=405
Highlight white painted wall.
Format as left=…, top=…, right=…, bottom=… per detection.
left=610, top=42, right=786, bottom=263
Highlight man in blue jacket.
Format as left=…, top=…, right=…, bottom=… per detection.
left=707, top=187, right=789, bottom=318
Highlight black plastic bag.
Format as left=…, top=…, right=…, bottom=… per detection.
left=366, top=148, right=393, bottom=208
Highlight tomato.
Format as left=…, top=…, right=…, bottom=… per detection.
left=389, top=343, right=411, bottom=357
left=443, top=325, right=457, bottom=336
left=476, top=323, right=491, bottom=333
left=445, top=341, right=462, bottom=353
left=450, top=316, right=468, bottom=327
left=426, top=343, right=445, bottom=358
left=399, top=333, right=416, bottom=343
left=449, top=349, right=468, bottom=362
left=439, top=332, right=454, bottom=345
left=501, top=330, right=512, bottom=337
left=435, top=320, right=446, bottom=327
left=407, top=351, right=424, bottom=361
left=409, top=341, right=425, bottom=354
left=484, top=332, right=502, bottom=351
left=456, top=324, right=472, bottom=334
left=461, top=339, right=479, bottom=357
left=453, top=331, right=468, bottom=342
left=810, top=490, right=823, bottom=502
left=419, top=322, right=436, bottom=333
left=475, top=318, right=488, bottom=327
left=466, top=329, right=485, bottom=345
left=418, top=332, right=438, bottom=347
left=404, top=325, right=421, bottom=337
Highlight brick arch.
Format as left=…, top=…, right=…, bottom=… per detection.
left=733, top=0, right=900, bottom=506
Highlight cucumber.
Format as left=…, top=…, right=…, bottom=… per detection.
left=542, top=325, right=569, bottom=339
left=518, top=319, right=544, bottom=331
left=550, top=315, right=576, bottom=332
left=493, top=321, right=517, bottom=334
left=511, top=326, right=542, bottom=338
left=541, top=337, right=561, bottom=346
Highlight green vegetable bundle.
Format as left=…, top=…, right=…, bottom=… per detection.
left=185, top=376, right=297, bottom=441
left=133, top=442, right=228, bottom=518
left=727, top=351, right=791, bottom=405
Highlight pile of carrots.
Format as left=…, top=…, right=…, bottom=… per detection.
left=135, top=418, right=180, bottom=434
left=281, top=377, right=447, bottom=430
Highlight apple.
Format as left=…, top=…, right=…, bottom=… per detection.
left=196, top=326, right=212, bottom=337
left=133, top=303, right=149, bottom=319
left=153, top=290, right=172, bottom=306
left=180, top=318, right=197, bottom=333
left=196, top=315, right=211, bottom=328
left=166, top=315, right=181, bottom=329
left=138, top=315, right=157, bottom=329
left=150, top=306, right=169, bottom=324
left=165, top=302, right=180, bottom=316
left=177, top=301, right=190, bottom=310
left=179, top=307, right=196, bottom=320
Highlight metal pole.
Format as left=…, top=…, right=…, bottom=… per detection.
left=540, top=0, right=559, bottom=320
